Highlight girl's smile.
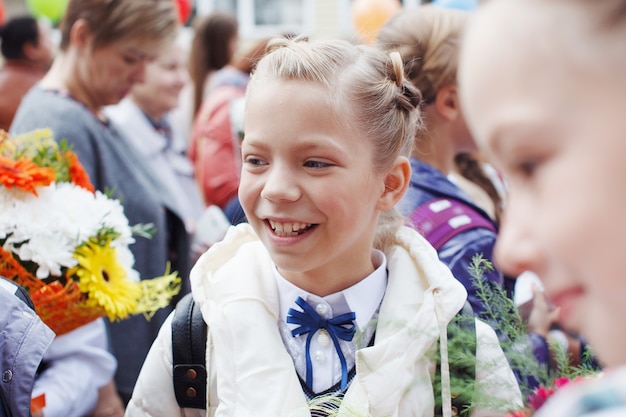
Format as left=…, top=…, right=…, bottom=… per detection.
left=266, top=219, right=315, bottom=237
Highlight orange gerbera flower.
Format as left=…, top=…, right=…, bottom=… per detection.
left=0, top=155, right=55, bottom=195
left=65, top=151, right=95, bottom=193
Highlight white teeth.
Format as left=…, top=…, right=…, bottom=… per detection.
left=268, top=220, right=312, bottom=235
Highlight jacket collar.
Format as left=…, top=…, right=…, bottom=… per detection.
left=190, top=224, right=467, bottom=417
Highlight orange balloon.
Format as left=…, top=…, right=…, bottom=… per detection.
left=352, top=0, right=401, bottom=44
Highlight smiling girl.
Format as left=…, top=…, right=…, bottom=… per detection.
left=126, top=36, right=521, bottom=417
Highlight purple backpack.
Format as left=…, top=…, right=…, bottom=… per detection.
left=409, top=198, right=497, bottom=250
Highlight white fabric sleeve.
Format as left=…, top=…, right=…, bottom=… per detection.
left=32, top=318, right=116, bottom=417
left=472, top=319, right=524, bottom=417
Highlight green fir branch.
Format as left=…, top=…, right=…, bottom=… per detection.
left=469, top=254, right=600, bottom=398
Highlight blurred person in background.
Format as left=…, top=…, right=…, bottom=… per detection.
left=173, top=11, right=238, bottom=147
left=10, top=0, right=182, bottom=411
left=105, top=34, right=207, bottom=260
left=189, top=11, right=238, bottom=120
left=0, top=15, right=55, bottom=131
left=376, top=5, right=512, bottom=315
left=375, top=7, right=595, bottom=393
left=188, top=37, right=271, bottom=213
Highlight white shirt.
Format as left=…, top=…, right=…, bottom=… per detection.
left=275, top=250, right=387, bottom=394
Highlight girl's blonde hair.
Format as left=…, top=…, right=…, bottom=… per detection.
left=251, top=36, right=420, bottom=171
left=376, top=5, right=469, bottom=105
left=59, top=0, right=179, bottom=51
left=248, top=36, right=422, bottom=250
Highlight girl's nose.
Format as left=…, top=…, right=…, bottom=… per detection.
left=260, top=164, right=301, bottom=203
left=132, top=60, right=148, bottom=84
left=174, top=68, right=188, bottom=90
left=494, top=196, right=543, bottom=278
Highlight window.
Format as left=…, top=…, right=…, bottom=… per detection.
left=199, top=0, right=314, bottom=38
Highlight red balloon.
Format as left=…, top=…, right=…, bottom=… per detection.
left=174, top=0, right=193, bottom=25
left=0, top=0, right=5, bottom=25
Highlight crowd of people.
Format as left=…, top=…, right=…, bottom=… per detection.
left=0, top=0, right=623, bottom=416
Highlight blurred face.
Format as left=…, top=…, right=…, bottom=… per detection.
left=228, top=34, right=238, bottom=62
left=443, top=84, right=477, bottom=153
left=130, top=43, right=188, bottom=119
left=34, top=20, right=56, bottom=68
left=76, top=39, right=160, bottom=108
left=452, top=107, right=476, bottom=153
left=240, top=79, right=389, bottom=296
left=459, top=1, right=626, bottom=367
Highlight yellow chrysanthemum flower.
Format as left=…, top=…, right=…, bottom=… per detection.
left=70, top=239, right=142, bottom=320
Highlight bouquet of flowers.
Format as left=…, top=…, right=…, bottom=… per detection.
left=0, top=129, right=181, bottom=335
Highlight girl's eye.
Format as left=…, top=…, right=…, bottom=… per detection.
left=515, top=159, right=539, bottom=179
left=123, top=55, right=139, bottom=65
left=304, top=160, right=331, bottom=168
left=244, top=157, right=267, bottom=166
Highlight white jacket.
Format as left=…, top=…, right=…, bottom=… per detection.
left=126, top=224, right=522, bottom=417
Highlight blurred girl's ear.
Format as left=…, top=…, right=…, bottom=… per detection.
left=69, top=19, right=91, bottom=50
left=434, top=84, right=461, bottom=122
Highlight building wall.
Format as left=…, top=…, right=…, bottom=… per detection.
left=313, top=0, right=349, bottom=40
left=4, top=0, right=28, bottom=18
left=3, top=0, right=412, bottom=42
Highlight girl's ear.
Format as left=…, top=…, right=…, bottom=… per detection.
left=377, top=156, right=411, bottom=210
left=434, top=84, right=461, bottom=122
left=69, top=19, right=92, bottom=50
left=22, top=41, right=39, bottom=60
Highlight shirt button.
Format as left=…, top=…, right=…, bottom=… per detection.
left=315, top=303, right=328, bottom=315
left=314, top=350, right=326, bottom=362
left=2, top=370, right=12, bottom=382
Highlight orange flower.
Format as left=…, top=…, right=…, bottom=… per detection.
left=0, top=155, right=55, bottom=195
left=65, top=151, right=95, bottom=193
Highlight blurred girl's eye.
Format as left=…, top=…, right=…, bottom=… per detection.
left=514, top=159, right=539, bottom=179
left=123, top=55, right=139, bottom=65
left=244, top=156, right=267, bottom=166
left=304, top=160, right=332, bottom=169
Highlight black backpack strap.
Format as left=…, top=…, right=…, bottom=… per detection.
left=172, top=292, right=208, bottom=409
left=435, top=301, right=477, bottom=417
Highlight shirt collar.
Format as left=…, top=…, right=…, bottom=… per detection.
left=275, top=250, right=387, bottom=331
